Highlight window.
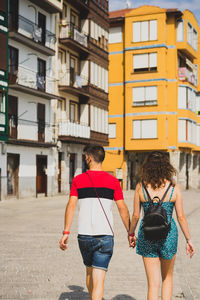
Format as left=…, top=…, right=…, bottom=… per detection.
left=37, top=59, right=46, bottom=91
left=8, top=95, right=18, bottom=139
left=133, top=53, right=157, bottom=72
left=178, top=119, right=196, bottom=144
left=133, top=20, right=157, bottom=42
left=177, top=19, right=184, bottom=42
left=90, top=105, right=108, bottom=134
left=62, top=3, right=67, bottom=19
left=109, top=123, right=116, bottom=138
left=109, top=26, right=122, bottom=44
left=133, top=86, right=157, bottom=106
left=37, top=103, right=45, bottom=142
left=178, top=86, right=196, bottom=111
left=8, top=46, right=18, bottom=83
left=133, top=119, right=157, bottom=139
left=70, top=101, right=79, bottom=123
left=197, top=125, right=200, bottom=146
left=187, top=22, right=198, bottom=51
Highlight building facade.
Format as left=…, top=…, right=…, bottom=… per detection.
left=103, top=6, right=200, bottom=190
left=0, top=0, right=9, bottom=201
left=1, top=0, right=62, bottom=199
left=57, top=0, right=109, bottom=194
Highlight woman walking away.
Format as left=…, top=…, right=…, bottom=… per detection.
left=128, top=151, right=195, bottom=300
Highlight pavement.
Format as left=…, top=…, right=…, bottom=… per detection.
left=0, top=190, right=199, bottom=300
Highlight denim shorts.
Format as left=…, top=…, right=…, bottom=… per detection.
left=77, top=235, right=114, bottom=271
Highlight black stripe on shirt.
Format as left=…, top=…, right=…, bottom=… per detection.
left=77, top=187, right=114, bottom=200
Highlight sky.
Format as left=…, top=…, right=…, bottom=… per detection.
left=109, top=0, right=200, bottom=25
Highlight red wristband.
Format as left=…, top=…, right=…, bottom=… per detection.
left=63, top=231, right=70, bottom=235
left=128, top=233, right=135, bottom=237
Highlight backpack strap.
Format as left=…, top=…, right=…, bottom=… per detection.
left=142, top=184, right=147, bottom=201
left=142, top=183, right=153, bottom=204
left=160, top=183, right=172, bottom=204
left=169, top=186, right=174, bottom=202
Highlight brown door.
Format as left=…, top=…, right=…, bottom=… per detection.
left=37, top=103, right=45, bottom=142
left=38, top=12, right=46, bottom=44
left=69, top=153, right=76, bottom=186
left=58, top=152, right=62, bottom=193
left=9, top=0, right=19, bottom=31
left=36, top=155, right=47, bottom=196
left=8, top=95, right=18, bottom=139
left=8, top=46, right=18, bottom=84
left=7, top=153, right=19, bottom=197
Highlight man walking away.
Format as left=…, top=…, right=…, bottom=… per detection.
left=59, top=144, right=130, bottom=300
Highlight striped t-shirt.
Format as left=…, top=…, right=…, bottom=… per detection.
left=70, top=170, right=124, bottom=236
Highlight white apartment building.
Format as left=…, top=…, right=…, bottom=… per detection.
left=0, top=0, right=62, bottom=199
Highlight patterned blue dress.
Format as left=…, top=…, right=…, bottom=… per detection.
left=136, top=188, right=178, bottom=260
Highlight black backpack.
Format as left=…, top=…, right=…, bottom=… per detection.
left=142, top=183, right=172, bottom=241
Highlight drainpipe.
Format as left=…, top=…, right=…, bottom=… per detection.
left=122, top=20, right=127, bottom=189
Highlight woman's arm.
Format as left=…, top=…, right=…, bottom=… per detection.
left=128, top=183, right=141, bottom=248
left=175, top=184, right=195, bottom=258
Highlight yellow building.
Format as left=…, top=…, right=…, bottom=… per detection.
left=103, top=6, right=200, bottom=190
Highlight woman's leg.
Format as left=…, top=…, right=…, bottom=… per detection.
left=143, top=257, right=160, bottom=300
left=160, top=255, right=176, bottom=300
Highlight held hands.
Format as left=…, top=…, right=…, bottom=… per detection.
left=186, top=240, right=195, bottom=258
left=59, top=234, right=69, bottom=251
left=128, top=235, right=137, bottom=248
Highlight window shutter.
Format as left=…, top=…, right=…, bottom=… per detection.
left=142, top=119, right=157, bottom=138
left=178, top=86, right=187, bottom=108
left=141, top=21, right=148, bottom=41
left=109, top=123, right=116, bottom=138
left=150, top=20, right=157, bottom=41
left=146, top=86, right=157, bottom=100
left=134, top=54, right=148, bottom=69
left=187, top=120, right=192, bottom=142
left=91, top=20, right=94, bottom=38
left=178, top=119, right=186, bottom=141
left=133, top=22, right=140, bottom=42
left=177, top=20, right=184, bottom=42
left=133, top=120, right=141, bottom=138
left=197, top=125, right=200, bottom=146
left=149, top=53, right=157, bottom=68
left=133, top=87, right=145, bottom=102
left=109, top=27, right=122, bottom=44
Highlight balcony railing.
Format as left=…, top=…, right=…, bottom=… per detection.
left=8, top=117, right=54, bottom=143
left=9, top=65, right=55, bottom=95
left=60, top=23, right=88, bottom=48
left=178, top=67, right=198, bottom=86
left=58, top=69, right=89, bottom=88
left=10, top=14, right=56, bottom=51
left=58, top=121, right=90, bottom=139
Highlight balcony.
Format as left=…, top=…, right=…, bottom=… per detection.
left=65, top=0, right=89, bottom=16
left=58, top=69, right=90, bottom=98
left=9, top=14, right=56, bottom=56
left=9, top=65, right=59, bottom=100
left=8, top=117, right=55, bottom=147
left=178, top=67, right=198, bottom=86
left=59, top=23, right=89, bottom=58
left=29, top=0, right=62, bottom=14
left=58, top=121, right=90, bottom=141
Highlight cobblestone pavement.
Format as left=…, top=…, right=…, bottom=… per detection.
left=0, top=190, right=199, bottom=300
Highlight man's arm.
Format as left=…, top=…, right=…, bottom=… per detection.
left=115, top=200, right=130, bottom=232
left=59, top=195, right=78, bottom=251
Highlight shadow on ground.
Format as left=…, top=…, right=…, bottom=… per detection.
left=59, top=285, right=136, bottom=300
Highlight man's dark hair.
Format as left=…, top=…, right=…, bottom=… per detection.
left=83, top=144, right=105, bottom=163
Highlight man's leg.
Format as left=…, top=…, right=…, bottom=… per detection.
left=91, top=268, right=106, bottom=300
left=86, top=266, right=93, bottom=297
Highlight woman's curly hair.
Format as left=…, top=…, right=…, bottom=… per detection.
left=140, top=151, right=177, bottom=189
